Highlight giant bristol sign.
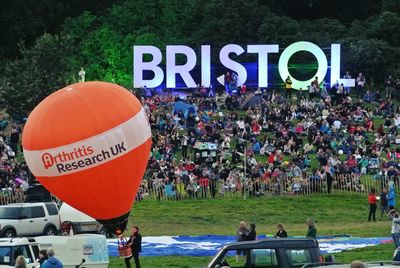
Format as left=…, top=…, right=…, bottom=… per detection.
left=133, top=41, right=355, bottom=90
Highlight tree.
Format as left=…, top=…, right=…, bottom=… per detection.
left=366, top=12, right=400, bottom=46
left=342, top=38, right=400, bottom=83
left=0, top=0, right=119, bottom=61
left=382, top=0, right=400, bottom=14
left=73, top=27, right=135, bottom=87
left=1, top=33, right=75, bottom=117
left=257, top=14, right=300, bottom=45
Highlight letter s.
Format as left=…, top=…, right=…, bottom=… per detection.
left=219, top=44, right=247, bottom=87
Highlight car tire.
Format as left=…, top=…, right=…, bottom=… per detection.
left=44, top=226, right=57, bottom=236
left=3, top=228, right=16, bottom=238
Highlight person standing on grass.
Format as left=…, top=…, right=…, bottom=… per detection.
left=388, top=182, right=396, bottom=210
left=306, top=218, right=317, bottom=238
left=368, top=188, right=378, bottom=221
left=247, top=223, right=257, bottom=241
left=380, top=188, right=389, bottom=220
left=274, top=224, right=288, bottom=238
left=343, top=71, right=351, bottom=94
left=285, top=76, right=293, bottom=100
left=388, top=209, right=400, bottom=248
left=181, top=134, right=188, bottom=159
left=236, top=221, right=249, bottom=262
left=125, top=225, right=142, bottom=268
left=356, top=72, right=366, bottom=99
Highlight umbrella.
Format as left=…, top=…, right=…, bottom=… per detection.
left=15, top=177, right=26, bottom=184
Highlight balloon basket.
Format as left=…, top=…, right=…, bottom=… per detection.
left=118, top=246, right=132, bottom=258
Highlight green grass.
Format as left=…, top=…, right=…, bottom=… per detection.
left=107, top=194, right=396, bottom=267
left=332, top=243, right=395, bottom=263
left=127, top=194, right=389, bottom=237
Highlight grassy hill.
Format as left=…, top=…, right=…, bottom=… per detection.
left=109, top=194, right=395, bottom=267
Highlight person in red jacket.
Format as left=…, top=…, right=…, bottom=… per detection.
left=368, top=188, right=378, bottom=221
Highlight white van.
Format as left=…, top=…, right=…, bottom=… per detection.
left=0, top=237, right=39, bottom=268
left=35, top=234, right=109, bottom=268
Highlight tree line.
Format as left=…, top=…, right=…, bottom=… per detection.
left=0, top=0, right=399, bottom=117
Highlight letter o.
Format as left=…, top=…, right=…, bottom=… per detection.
left=278, top=41, right=328, bottom=90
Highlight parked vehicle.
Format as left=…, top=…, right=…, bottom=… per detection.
left=59, top=203, right=111, bottom=237
left=308, top=262, right=400, bottom=267
left=0, top=234, right=108, bottom=268
left=0, top=237, right=40, bottom=268
left=0, top=202, right=60, bottom=237
left=35, top=234, right=109, bottom=268
left=204, top=238, right=322, bottom=268
left=25, top=184, right=53, bottom=203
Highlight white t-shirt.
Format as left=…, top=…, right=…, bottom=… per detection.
left=394, top=115, right=400, bottom=127
left=237, top=120, right=245, bottom=129
left=333, top=120, right=342, bottom=129
left=357, top=76, right=365, bottom=86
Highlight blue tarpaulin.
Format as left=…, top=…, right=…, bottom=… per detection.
left=108, top=235, right=392, bottom=257
left=172, top=101, right=197, bottom=118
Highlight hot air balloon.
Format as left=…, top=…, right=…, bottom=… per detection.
left=22, top=81, right=152, bottom=234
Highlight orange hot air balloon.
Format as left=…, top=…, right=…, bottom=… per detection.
left=22, top=81, right=152, bottom=234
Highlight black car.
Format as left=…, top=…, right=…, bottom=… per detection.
left=204, top=238, right=321, bottom=268
left=25, top=184, right=52, bottom=202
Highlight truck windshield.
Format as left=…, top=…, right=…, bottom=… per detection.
left=0, top=207, right=21, bottom=219
left=0, top=246, right=12, bottom=264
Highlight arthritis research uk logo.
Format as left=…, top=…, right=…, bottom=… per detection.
left=41, top=143, right=127, bottom=174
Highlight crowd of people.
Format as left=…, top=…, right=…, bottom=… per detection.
left=137, top=73, right=400, bottom=201
left=0, top=121, right=34, bottom=205
left=1, top=72, right=400, bottom=206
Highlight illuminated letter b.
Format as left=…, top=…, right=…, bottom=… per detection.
left=133, top=46, right=164, bottom=88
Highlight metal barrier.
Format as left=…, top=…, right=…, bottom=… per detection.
left=138, top=174, right=399, bottom=201
left=1, top=175, right=393, bottom=205
left=0, top=188, right=59, bottom=206
left=0, top=188, right=26, bottom=205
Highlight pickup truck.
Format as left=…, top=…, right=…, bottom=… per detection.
left=204, top=238, right=322, bottom=268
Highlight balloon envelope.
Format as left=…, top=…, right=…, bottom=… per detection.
left=22, top=82, right=152, bottom=233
